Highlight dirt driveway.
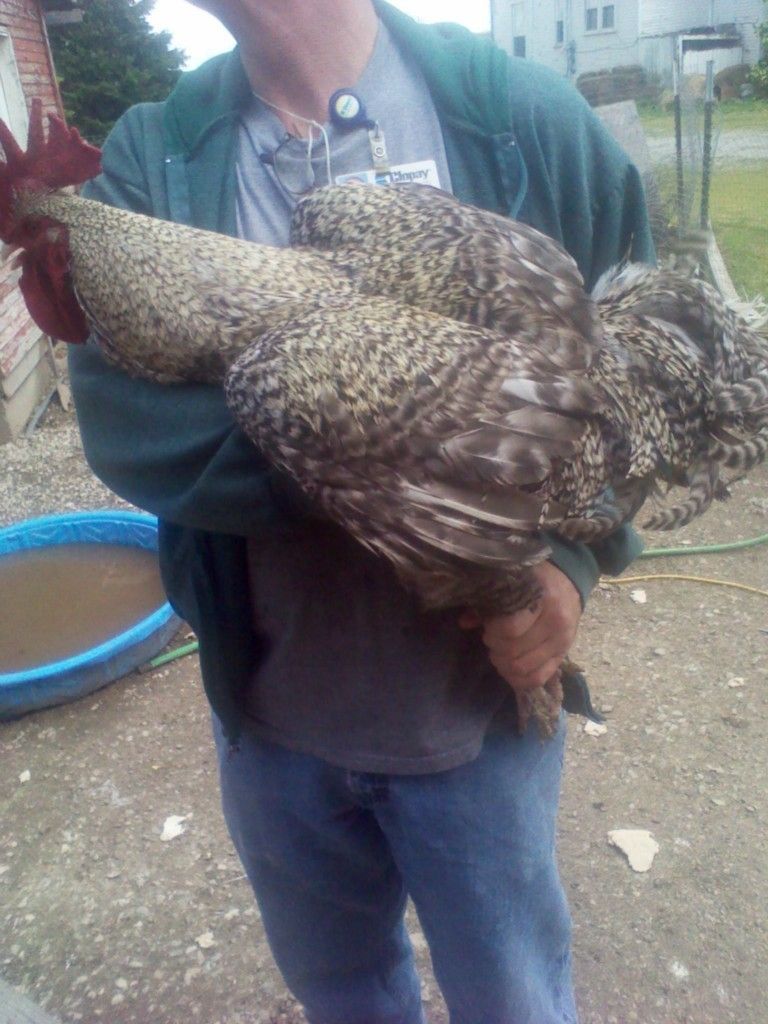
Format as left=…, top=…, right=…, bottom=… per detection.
left=1, top=406, right=767, bottom=1024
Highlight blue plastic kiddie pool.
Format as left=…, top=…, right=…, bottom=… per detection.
left=0, top=511, right=180, bottom=718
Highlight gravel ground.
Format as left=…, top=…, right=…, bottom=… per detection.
left=0, top=404, right=133, bottom=527
left=1, top=400, right=767, bottom=1024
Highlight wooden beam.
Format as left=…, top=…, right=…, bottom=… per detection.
left=43, top=10, right=84, bottom=26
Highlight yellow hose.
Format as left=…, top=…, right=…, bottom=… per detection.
left=605, top=573, right=768, bottom=600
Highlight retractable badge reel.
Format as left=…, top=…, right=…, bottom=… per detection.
left=329, top=88, right=391, bottom=180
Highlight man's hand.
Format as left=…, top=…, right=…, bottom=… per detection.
left=459, top=563, right=582, bottom=690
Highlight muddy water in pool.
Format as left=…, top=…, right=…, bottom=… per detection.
left=0, top=544, right=167, bottom=673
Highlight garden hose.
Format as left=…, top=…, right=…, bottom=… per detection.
left=637, top=531, right=768, bottom=559
left=142, top=534, right=768, bottom=671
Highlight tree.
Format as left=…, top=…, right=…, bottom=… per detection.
left=751, top=1, right=768, bottom=97
left=49, top=0, right=186, bottom=145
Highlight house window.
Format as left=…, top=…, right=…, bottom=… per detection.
left=556, top=19, right=564, bottom=44
left=0, top=30, right=27, bottom=143
left=586, top=3, right=615, bottom=32
left=0, top=71, right=10, bottom=126
left=510, top=2, right=525, bottom=57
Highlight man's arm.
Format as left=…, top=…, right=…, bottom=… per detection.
left=68, top=107, right=312, bottom=536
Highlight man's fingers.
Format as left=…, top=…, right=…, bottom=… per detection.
left=499, top=654, right=565, bottom=692
left=481, top=604, right=540, bottom=643
left=467, top=564, right=582, bottom=691
left=488, top=636, right=568, bottom=687
left=459, top=604, right=540, bottom=636
left=508, top=645, right=567, bottom=682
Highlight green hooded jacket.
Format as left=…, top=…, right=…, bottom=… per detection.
left=69, top=2, right=652, bottom=744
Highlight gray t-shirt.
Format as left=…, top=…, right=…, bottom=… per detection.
left=239, top=23, right=515, bottom=774
left=235, top=22, right=452, bottom=246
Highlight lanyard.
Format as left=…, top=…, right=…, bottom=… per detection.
left=329, top=88, right=391, bottom=178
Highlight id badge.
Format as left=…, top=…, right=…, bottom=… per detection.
left=336, top=159, right=441, bottom=188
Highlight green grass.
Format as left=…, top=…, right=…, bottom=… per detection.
left=638, top=97, right=768, bottom=137
left=708, top=162, right=768, bottom=298
left=635, top=98, right=767, bottom=296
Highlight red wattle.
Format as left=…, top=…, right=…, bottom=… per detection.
left=18, top=249, right=89, bottom=344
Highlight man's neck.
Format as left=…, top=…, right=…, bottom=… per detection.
left=221, top=0, right=379, bottom=134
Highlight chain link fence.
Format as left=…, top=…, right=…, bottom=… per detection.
left=638, top=73, right=767, bottom=300
left=589, top=62, right=767, bottom=302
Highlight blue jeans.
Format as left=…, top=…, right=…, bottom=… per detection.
left=214, top=715, right=577, bottom=1024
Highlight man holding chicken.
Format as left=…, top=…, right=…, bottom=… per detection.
left=69, top=0, right=652, bottom=1020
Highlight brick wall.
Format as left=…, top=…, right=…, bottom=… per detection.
left=0, top=0, right=61, bottom=442
left=2, top=0, right=60, bottom=110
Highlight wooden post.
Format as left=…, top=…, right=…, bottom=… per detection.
left=673, top=51, right=686, bottom=234
left=700, top=60, right=716, bottom=230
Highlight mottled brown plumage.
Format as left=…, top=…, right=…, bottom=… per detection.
left=3, top=110, right=767, bottom=737
left=228, top=185, right=768, bottom=609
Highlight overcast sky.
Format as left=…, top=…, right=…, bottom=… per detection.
left=148, top=1, right=491, bottom=69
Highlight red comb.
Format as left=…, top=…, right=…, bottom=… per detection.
left=0, top=98, right=101, bottom=186
left=0, top=99, right=101, bottom=240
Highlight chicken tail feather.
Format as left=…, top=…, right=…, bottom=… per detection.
left=643, top=462, right=720, bottom=530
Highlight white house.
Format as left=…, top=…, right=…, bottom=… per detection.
left=490, top=1, right=765, bottom=85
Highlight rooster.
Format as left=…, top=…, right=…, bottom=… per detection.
left=2, top=102, right=767, bottom=736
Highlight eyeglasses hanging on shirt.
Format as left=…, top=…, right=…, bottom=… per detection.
left=257, top=89, right=391, bottom=197
left=259, top=135, right=330, bottom=197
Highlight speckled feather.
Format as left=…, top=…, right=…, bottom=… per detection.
left=25, top=192, right=355, bottom=384
left=16, top=181, right=768, bottom=736
left=21, top=182, right=768, bottom=603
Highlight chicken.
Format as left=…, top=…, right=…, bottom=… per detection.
left=2, top=102, right=767, bottom=736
